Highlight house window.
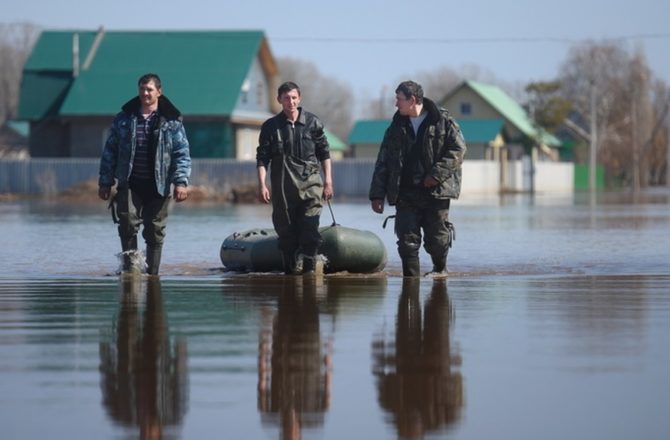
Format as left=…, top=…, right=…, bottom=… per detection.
left=460, top=102, right=472, bottom=116
left=240, top=79, right=250, bottom=104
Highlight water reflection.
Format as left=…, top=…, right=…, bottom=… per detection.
left=99, top=275, right=188, bottom=440
left=373, top=278, right=464, bottom=439
left=257, top=276, right=332, bottom=440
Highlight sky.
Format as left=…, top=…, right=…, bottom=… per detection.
left=3, top=0, right=669, bottom=110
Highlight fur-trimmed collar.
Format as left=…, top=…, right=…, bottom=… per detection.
left=121, top=95, right=182, bottom=121
left=392, top=97, right=442, bottom=125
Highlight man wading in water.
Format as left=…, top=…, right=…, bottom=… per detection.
left=256, top=81, right=333, bottom=275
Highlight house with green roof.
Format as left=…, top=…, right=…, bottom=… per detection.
left=348, top=119, right=389, bottom=158
left=442, top=80, right=563, bottom=161
left=17, top=29, right=281, bottom=159
left=348, top=118, right=505, bottom=160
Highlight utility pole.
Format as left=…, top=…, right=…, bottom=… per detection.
left=589, top=84, right=598, bottom=192
left=667, top=107, right=670, bottom=187
left=632, top=96, right=639, bottom=192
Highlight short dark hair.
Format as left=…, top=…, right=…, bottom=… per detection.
left=138, top=73, right=162, bottom=90
left=278, top=81, right=301, bottom=97
left=395, top=80, right=423, bottom=104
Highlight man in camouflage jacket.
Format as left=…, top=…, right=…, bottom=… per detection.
left=369, top=81, right=466, bottom=277
left=98, top=73, right=191, bottom=275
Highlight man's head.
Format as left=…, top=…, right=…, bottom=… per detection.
left=395, top=80, right=424, bottom=116
left=137, top=73, right=162, bottom=110
left=277, top=81, right=301, bottom=116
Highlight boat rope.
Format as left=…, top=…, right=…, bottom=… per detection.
left=327, top=199, right=338, bottom=226
left=382, top=215, right=395, bottom=229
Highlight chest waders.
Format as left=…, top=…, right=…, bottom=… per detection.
left=271, top=124, right=323, bottom=274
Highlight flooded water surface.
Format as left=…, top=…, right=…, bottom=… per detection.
left=1, top=191, right=669, bottom=439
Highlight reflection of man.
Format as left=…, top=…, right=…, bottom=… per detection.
left=372, top=278, right=463, bottom=439
left=257, top=276, right=332, bottom=439
left=99, top=276, right=188, bottom=439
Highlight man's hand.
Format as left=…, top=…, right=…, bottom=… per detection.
left=371, top=199, right=384, bottom=214
left=423, top=175, right=440, bottom=188
left=98, top=185, right=111, bottom=201
left=323, top=181, right=333, bottom=201
left=174, top=185, right=188, bottom=202
left=258, top=184, right=271, bottom=204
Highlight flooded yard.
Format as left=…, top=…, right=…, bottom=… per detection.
left=1, top=190, right=669, bottom=439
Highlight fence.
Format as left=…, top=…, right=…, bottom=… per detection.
left=0, top=158, right=574, bottom=197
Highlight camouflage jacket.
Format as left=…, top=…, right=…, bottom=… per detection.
left=98, top=95, right=191, bottom=197
left=369, top=98, right=466, bottom=204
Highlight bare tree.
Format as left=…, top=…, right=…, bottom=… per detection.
left=558, top=40, right=668, bottom=188
left=0, top=22, right=40, bottom=125
left=643, top=79, right=669, bottom=185
left=360, top=64, right=517, bottom=120
left=363, top=66, right=463, bottom=119
left=276, top=57, right=354, bottom=141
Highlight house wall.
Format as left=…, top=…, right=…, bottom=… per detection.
left=69, top=117, right=109, bottom=157
left=29, top=120, right=70, bottom=157
left=351, top=143, right=380, bottom=159
left=235, top=56, right=271, bottom=113
left=186, top=120, right=234, bottom=158
left=465, top=143, right=487, bottom=160
left=444, top=88, right=524, bottom=143
left=235, top=126, right=261, bottom=160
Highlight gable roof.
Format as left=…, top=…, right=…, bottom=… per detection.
left=19, top=30, right=273, bottom=118
left=348, top=119, right=390, bottom=144
left=457, top=119, right=505, bottom=143
left=324, top=129, right=347, bottom=152
left=447, top=80, right=561, bottom=147
left=348, top=118, right=504, bottom=145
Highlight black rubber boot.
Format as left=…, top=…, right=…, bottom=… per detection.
left=302, top=256, right=316, bottom=274
left=430, top=253, right=447, bottom=274
left=401, top=256, right=421, bottom=277
left=282, top=251, right=297, bottom=275
left=120, top=234, right=138, bottom=272
left=146, top=244, right=163, bottom=276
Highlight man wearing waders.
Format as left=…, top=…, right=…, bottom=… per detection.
left=256, top=82, right=333, bottom=275
left=369, top=81, right=466, bottom=277
left=98, top=73, right=192, bottom=275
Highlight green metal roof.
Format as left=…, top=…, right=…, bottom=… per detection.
left=348, top=119, right=390, bottom=144
left=463, top=80, right=561, bottom=147
left=23, top=31, right=98, bottom=71
left=324, top=129, right=346, bottom=151
left=456, top=119, right=504, bottom=143
left=348, top=118, right=504, bottom=145
left=6, top=121, right=29, bottom=137
left=19, top=30, right=266, bottom=118
left=17, top=71, right=73, bottom=119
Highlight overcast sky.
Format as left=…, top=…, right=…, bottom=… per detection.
left=4, top=0, right=669, bottom=105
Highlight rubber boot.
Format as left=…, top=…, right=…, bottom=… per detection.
left=302, top=255, right=316, bottom=274
left=430, top=253, right=447, bottom=274
left=120, top=234, right=138, bottom=272
left=146, top=244, right=163, bottom=276
left=282, top=251, right=297, bottom=275
left=401, top=256, right=421, bottom=277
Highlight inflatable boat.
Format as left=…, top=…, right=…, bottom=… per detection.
left=220, top=224, right=387, bottom=274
